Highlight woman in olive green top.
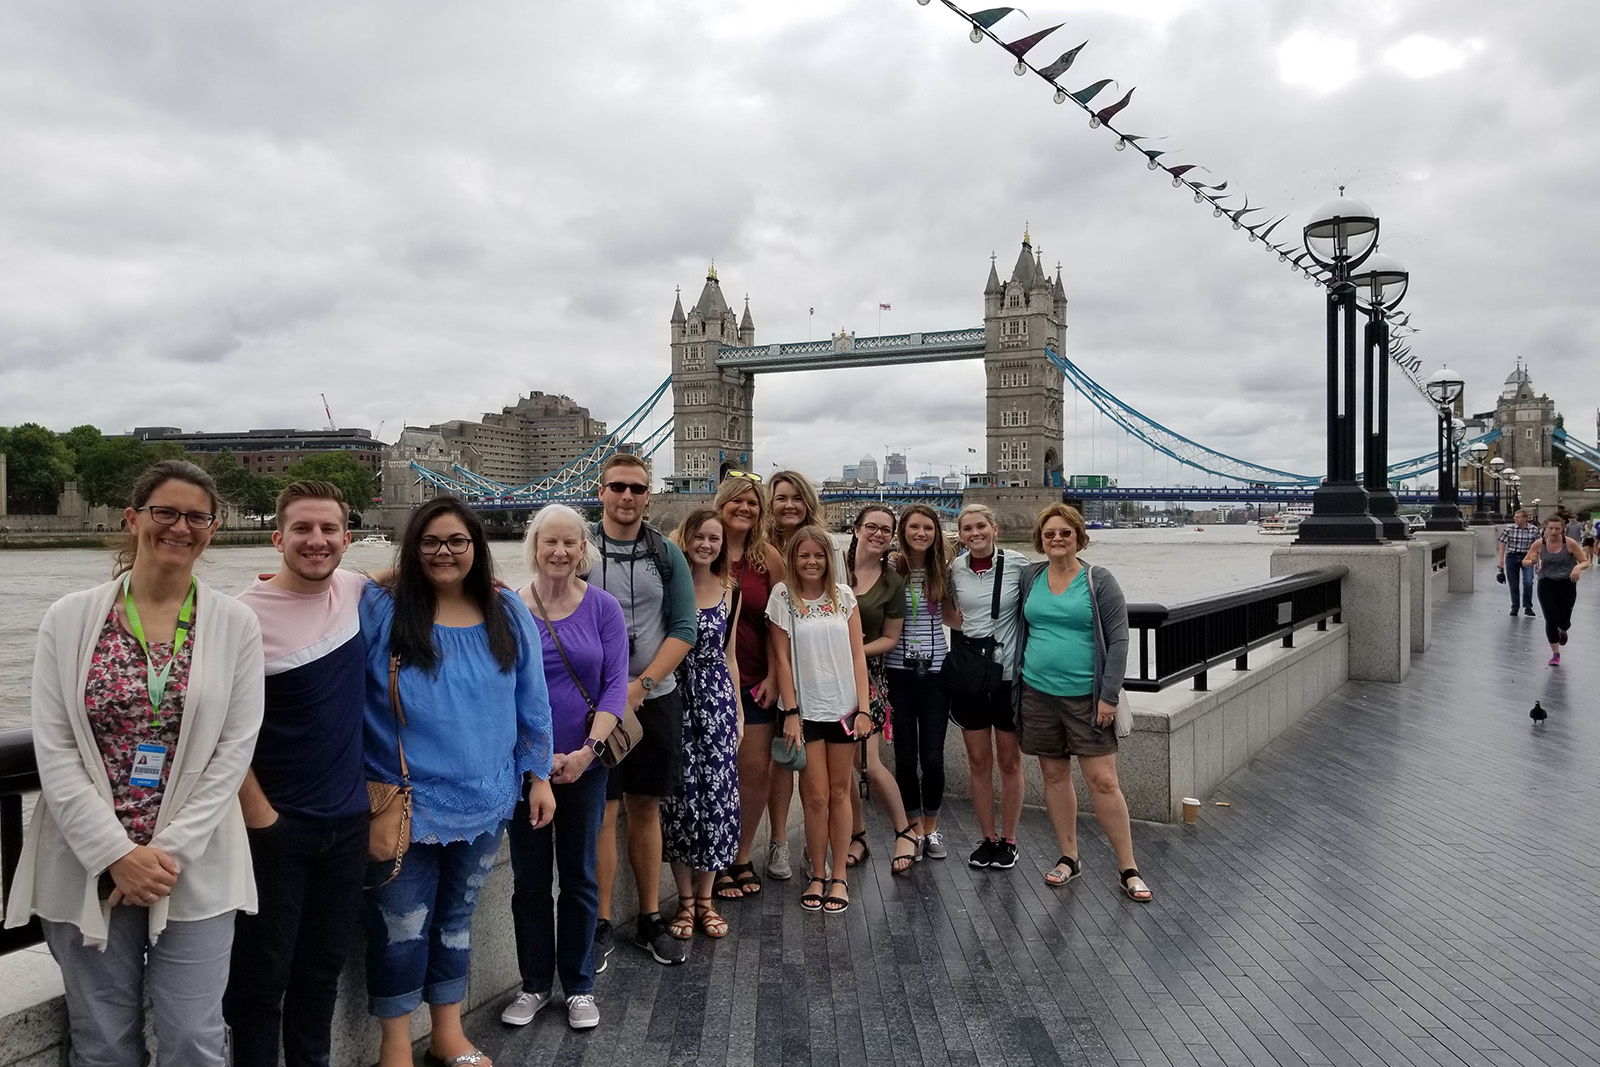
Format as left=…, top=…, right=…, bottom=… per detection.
left=844, top=506, right=921, bottom=875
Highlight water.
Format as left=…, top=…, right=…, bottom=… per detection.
left=0, top=525, right=1277, bottom=730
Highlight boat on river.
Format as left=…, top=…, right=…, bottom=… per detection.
left=1257, top=504, right=1313, bottom=536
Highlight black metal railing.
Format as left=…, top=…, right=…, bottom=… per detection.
left=1124, top=567, right=1347, bottom=692
left=1430, top=542, right=1449, bottom=572
left=0, top=729, right=42, bottom=953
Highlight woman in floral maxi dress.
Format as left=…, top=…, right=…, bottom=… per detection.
left=662, top=508, right=742, bottom=940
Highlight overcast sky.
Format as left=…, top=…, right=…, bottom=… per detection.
left=2, top=0, right=1594, bottom=488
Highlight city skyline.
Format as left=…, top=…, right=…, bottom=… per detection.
left=2, top=2, right=1595, bottom=487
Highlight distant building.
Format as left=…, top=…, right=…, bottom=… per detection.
left=884, top=452, right=908, bottom=486
left=857, top=454, right=879, bottom=485
left=382, top=428, right=483, bottom=509
left=842, top=463, right=860, bottom=481
left=128, top=426, right=382, bottom=476
left=431, top=391, right=611, bottom=486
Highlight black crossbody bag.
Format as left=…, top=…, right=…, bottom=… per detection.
left=941, top=551, right=1006, bottom=705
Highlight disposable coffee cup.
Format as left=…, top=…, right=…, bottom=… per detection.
left=1181, top=797, right=1201, bottom=824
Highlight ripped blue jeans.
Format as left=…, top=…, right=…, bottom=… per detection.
left=363, top=824, right=505, bottom=1017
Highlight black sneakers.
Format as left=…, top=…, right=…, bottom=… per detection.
left=968, top=838, right=998, bottom=867
left=633, top=913, right=687, bottom=966
left=990, top=840, right=1018, bottom=869
left=593, top=918, right=614, bottom=973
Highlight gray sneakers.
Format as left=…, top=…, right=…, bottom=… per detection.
left=501, top=990, right=553, bottom=1026
left=766, top=839, right=793, bottom=880
left=922, top=829, right=948, bottom=860
left=566, top=994, right=600, bottom=1029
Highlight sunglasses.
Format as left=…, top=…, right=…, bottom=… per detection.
left=723, top=470, right=762, bottom=484
left=603, top=481, right=650, bottom=496
left=1041, top=528, right=1077, bottom=541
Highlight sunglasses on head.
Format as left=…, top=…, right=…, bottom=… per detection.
left=723, top=470, right=762, bottom=484
left=604, top=481, right=650, bottom=496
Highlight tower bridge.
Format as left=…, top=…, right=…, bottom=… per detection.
left=667, top=233, right=1069, bottom=492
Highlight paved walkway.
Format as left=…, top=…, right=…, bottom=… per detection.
left=462, top=579, right=1600, bottom=1066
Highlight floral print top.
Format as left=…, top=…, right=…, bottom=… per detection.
left=84, top=606, right=193, bottom=845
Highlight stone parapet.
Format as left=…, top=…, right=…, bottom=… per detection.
left=1271, top=544, right=1410, bottom=682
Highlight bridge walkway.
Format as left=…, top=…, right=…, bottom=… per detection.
left=460, top=581, right=1600, bottom=1066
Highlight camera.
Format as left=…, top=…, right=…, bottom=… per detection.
left=910, top=656, right=933, bottom=680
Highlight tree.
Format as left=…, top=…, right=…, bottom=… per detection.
left=283, top=452, right=378, bottom=511
left=61, top=424, right=105, bottom=467
left=1, top=422, right=74, bottom=513
left=72, top=436, right=186, bottom=509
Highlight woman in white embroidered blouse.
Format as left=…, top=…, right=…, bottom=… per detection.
left=767, top=525, right=871, bottom=915
left=3, top=460, right=264, bottom=1063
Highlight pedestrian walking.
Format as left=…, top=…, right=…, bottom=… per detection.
left=1497, top=509, right=1538, bottom=616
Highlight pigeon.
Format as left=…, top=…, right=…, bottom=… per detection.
left=1529, top=701, right=1547, bottom=725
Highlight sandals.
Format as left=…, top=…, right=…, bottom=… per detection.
left=695, top=896, right=729, bottom=939
left=730, top=861, right=762, bottom=896
left=822, top=877, right=850, bottom=914
left=845, top=831, right=871, bottom=868
left=667, top=901, right=696, bottom=940
left=712, top=868, right=744, bottom=901
left=892, top=826, right=920, bottom=876
left=800, top=877, right=826, bottom=912
left=422, top=1050, right=486, bottom=1067
left=1044, top=855, right=1082, bottom=887
left=1119, top=867, right=1154, bottom=903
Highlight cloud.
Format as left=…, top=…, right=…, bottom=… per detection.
left=0, top=0, right=1596, bottom=492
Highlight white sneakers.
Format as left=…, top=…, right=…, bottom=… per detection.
left=501, top=990, right=600, bottom=1030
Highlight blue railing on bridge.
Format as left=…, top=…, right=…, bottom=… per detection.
left=714, top=328, right=987, bottom=372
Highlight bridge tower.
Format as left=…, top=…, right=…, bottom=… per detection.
left=670, top=265, right=756, bottom=491
left=983, top=230, right=1067, bottom=487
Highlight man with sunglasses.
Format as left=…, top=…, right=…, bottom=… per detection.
left=589, top=454, right=697, bottom=967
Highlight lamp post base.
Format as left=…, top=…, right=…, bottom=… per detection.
left=1424, top=502, right=1468, bottom=532
left=1365, top=487, right=1410, bottom=540
left=1295, top=482, right=1385, bottom=544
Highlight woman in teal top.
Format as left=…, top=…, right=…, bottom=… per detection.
left=1012, top=504, right=1152, bottom=903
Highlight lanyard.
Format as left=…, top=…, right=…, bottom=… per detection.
left=908, top=569, right=927, bottom=655
left=122, top=573, right=196, bottom=727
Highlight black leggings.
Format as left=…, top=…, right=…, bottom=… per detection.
left=887, top=667, right=949, bottom=818
left=1537, top=578, right=1577, bottom=646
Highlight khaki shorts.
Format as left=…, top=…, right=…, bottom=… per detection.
left=1017, top=684, right=1118, bottom=758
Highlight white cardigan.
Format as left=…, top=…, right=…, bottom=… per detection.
left=2, top=578, right=264, bottom=946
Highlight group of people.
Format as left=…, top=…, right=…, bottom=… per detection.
left=1496, top=507, right=1591, bottom=665
left=3, top=452, right=1152, bottom=1067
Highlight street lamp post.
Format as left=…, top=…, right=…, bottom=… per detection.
left=1424, top=367, right=1468, bottom=531
left=1505, top=469, right=1521, bottom=515
left=1467, top=440, right=1490, bottom=522
left=1489, top=456, right=1505, bottom=521
left=1351, top=252, right=1411, bottom=539
left=1296, top=192, right=1385, bottom=544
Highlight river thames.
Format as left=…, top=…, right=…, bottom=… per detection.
left=0, top=525, right=1281, bottom=730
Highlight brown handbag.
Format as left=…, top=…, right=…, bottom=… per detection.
left=527, top=583, right=642, bottom=767
left=366, top=654, right=412, bottom=886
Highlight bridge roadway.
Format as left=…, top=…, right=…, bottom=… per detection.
left=454, top=577, right=1600, bottom=1065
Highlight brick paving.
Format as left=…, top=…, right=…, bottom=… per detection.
left=463, top=581, right=1600, bottom=1066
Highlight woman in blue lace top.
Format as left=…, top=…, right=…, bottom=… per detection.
left=360, top=496, right=554, bottom=1067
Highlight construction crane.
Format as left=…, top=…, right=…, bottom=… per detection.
left=321, top=393, right=336, bottom=431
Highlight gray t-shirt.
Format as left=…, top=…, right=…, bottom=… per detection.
left=591, top=528, right=696, bottom=697
left=1566, top=520, right=1583, bottom=542
left=950, top=548, right=1026, bottom=682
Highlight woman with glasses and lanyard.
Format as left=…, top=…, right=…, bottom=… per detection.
left=886, top=504, right=955, bottom=860
left=360, top=496, right=554, bottom=1067
left=709, top=472, right=786, bottom=902
left=1014, top=504, right=1151, bottom=902
left=5, top=461, right=264, bottom=1063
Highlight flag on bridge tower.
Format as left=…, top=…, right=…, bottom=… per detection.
left=879, top=303, right=892, bottom=310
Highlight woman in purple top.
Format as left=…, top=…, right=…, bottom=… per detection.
left=503, top=505, right=628, bottom=1032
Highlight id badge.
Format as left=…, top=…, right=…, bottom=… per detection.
left=130, top=743, right=167, bottom=789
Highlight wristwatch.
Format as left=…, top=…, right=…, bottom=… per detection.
left=582, top=737, right=605, bottom=758
left=639, top=675, right=656, bottom=693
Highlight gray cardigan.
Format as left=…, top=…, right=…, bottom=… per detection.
left=1011, top=560, right=1129, bottom=709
